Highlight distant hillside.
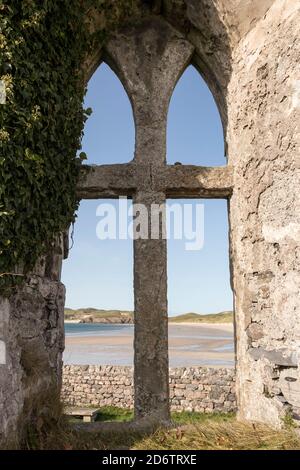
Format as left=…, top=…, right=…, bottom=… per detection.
left=65, top=309, right=233, bottom=324
left=169, top=311, right=233, bottom=323
left=65, top=308, right=134, bottom=324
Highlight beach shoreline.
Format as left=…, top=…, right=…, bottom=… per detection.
left=64, top=322, right=234, bottom=367
left=64, top=321, right=233, bottom=329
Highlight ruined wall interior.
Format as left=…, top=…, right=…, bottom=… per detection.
left=0, top=0, right=299, bottom=442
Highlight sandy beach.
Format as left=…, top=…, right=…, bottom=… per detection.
left=64, top=322, right=234, bottom=367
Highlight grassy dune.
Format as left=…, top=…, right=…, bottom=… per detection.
left=169, top=311, right=233, bottom=323
left=64, top=309, right=233, bottom=323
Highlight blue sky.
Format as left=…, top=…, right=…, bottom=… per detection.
left=61, top=64, right=233, bottom=315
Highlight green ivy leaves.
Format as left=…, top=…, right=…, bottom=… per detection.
left=0, top=0, right=139, bottom=292
left=0, top=1, right=90, bottom=290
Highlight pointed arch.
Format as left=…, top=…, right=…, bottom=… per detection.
left=81, top=63, right=135, bottom=164
left=167, top=65, right=225, bottom=167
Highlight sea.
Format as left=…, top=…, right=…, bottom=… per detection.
left=63, top=323, right=235, bottom=367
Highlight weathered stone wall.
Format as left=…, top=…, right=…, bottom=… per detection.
left=0, top=235, right=67, bottom=442
left=62, top=365, right=236, bottom=413
left=227, top=0, right=300, bottom=427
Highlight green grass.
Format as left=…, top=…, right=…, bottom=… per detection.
left=95, top=406, right=133, bottom=422
left=169, top=311, right=233, bottom=323
left=68, top=407, right=235, bottom=425
left=171, top=410, right=235, bottom=424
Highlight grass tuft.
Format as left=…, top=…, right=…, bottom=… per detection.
left=134, top=420, right=300, bottom=450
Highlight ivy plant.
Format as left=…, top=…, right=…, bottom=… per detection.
left=0, top=0, right=138, bottom=292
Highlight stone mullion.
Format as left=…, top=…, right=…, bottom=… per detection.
left=133, top=190, right=169, bottom=421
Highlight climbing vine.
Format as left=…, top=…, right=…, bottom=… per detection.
left=0, top=0, right=138, bottom=292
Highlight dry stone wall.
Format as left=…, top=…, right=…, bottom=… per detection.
left=62, top=365, right=236, bottom=413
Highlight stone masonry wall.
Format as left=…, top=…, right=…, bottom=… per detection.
left=227, top=0, right=300, bottom=427
left=62, top=365, right=236, bottom=413
left=0, top=235, right=67, bottom=443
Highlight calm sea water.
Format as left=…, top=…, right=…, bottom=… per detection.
left=63, top=323, right=234, bottom=367
left=65, top=322, right=134, bottom=336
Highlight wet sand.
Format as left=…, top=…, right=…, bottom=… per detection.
left=64, top=323, right=234, bottom=367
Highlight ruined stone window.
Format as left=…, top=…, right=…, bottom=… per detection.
left=76, top=22, right=234, bottom=422
left=2, top=2, right=300, bottom=447
left=2, top=4, right=299, bottom=443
